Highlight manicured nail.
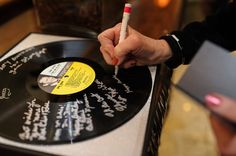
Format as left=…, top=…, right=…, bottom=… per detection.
left=205, top=94, right=222, bottom=106
left=112, top=57, right=119, bottom=65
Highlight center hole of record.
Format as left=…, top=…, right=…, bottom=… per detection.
left=37, top=61, right=96, bottom=95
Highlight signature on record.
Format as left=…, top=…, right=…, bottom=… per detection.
left=0, top=88, right=11, bottom=99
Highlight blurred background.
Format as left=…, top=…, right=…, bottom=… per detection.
left=0, top=0, right=231, bottom=155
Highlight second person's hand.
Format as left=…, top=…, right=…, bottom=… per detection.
left=205, top=93, right=236, bottom=155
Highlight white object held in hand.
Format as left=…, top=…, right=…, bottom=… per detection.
left=114, top=3, right=132, bottom=76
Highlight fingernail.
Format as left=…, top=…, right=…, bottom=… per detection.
left=112, top=57, right=119, bottom=65
left=205, top=94, right=222, bottom=106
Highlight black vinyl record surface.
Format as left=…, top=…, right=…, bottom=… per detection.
left=0, top=39, right=152, bottom=144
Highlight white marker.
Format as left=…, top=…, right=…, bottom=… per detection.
left=115, top=3, right=132, bottom=76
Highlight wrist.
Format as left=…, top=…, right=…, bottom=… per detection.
left=160, top=34, right=184, bottom=68
left=158, top=39, right=173, bottom=60
left=141, top=35, right=173, bottom=65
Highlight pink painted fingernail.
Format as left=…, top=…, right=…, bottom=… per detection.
left=205, top=94, right=222, bottom=106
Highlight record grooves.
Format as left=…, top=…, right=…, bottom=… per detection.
left=0, top=40, right=152, bottom=144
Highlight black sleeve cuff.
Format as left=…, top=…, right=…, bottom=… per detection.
left=160, top=34, right=184, bottom=69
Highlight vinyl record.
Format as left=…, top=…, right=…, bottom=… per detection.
left=0, top=40, right=152, bottom=144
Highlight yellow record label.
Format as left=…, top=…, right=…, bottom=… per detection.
left=38, top=62, right=95, bottom=95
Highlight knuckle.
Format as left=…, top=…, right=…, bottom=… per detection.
left=100, top=46, right=105, bottom=53
left=97, top=34, right=103, bottom=41
left=115, top=23, right=122, bottom=28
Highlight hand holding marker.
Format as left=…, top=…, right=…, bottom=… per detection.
left=114, top=3, right=132, bottom=76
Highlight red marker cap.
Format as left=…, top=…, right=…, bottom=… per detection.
left=124, top=3, right=132, bottom=13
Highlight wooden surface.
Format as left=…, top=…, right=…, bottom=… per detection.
left=0, top=0, right=183, bottom=56
left=0, top=8, right=39, bottom=55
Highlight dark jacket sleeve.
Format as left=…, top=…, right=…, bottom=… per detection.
left=161, top=1, right=236, bottom=69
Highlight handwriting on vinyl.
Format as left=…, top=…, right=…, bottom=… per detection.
left=91, top=78, right=130, bottom=115
left=18, top=76, right=133, bottom=141
left=19, top=98, right=50, bottom=141
left=53, top=94, right=94, bottom=141
left=112, top=75, right=133, bottom=93
left=0, top=88, right=11, bottom=100
left=0, top=48, right=47, bottom=75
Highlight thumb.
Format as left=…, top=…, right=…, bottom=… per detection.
left=205, top=93, right=236, bottom=123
